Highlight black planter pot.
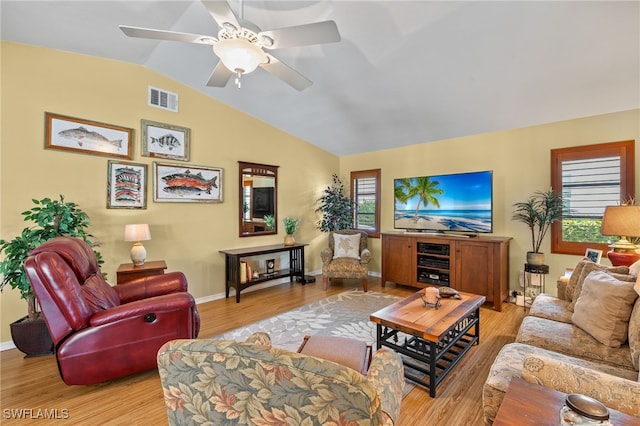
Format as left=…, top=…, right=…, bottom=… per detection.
left=10, top=315, right=54, bottom=358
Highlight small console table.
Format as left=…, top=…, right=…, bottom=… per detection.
left=219, top=243, right=308, bottom=303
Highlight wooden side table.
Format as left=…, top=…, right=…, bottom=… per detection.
left=116, top=260, right=167, bottom=284
left=493, top=377, right=639, bottom=425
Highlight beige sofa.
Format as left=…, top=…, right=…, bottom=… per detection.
left=483, top=259, right=640, bottom=424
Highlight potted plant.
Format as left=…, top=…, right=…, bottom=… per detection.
left=316, top=174, right=354, bottom=232
left=0, top=195, right=102, bottom=356
left=282, top=217, right=299, bottom=246
left=512, top=189, right=564, bottom=265
left=263, top=214, right=276, bottom=232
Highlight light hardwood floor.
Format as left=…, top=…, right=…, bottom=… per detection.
left=0, top=276, right=525, bottom=425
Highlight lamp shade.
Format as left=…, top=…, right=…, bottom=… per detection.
left=124, top=224, right=151, bottom=242
left=601, top=205, right=640, bottom=253
left=213, top=38, right=267, bottom=74
left=601, top=206, right=640, bottom=237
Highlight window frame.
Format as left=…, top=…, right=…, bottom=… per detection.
left=551, top=140, right=635, bottom=256
left=351, top=169, right=381, bottom=238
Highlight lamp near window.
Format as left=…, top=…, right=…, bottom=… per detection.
left=124, top=224, right=151, bottom=266
left=601, top=206, right=640, bottom=266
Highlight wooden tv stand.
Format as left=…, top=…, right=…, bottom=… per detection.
left=381, top=231, right=511, bottom=311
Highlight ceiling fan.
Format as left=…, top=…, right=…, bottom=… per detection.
left=119, top=0, right=341, bottom=90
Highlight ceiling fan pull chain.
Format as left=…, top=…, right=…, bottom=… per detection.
left=235, top=71, right=242, bottom=88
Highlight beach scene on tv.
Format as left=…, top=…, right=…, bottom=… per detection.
left=394, top=171, right=493, bottom=233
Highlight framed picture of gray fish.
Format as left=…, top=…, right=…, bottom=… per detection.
left=153, top=161, right=223, bottom=203
left=45, top=112, right=133, bottom=159
left=107, top=160, right=148, bottom=209
left=141, top=119, right=190, bottom=161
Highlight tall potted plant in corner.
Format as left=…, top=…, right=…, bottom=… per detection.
left=512, top=189, right=564, bottom=265
left=0, top=195, right=103, bottom=356
left=316, top=174, right=354, bottom=232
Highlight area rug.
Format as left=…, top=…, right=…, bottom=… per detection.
left=215, top=290, right=401, bottom=352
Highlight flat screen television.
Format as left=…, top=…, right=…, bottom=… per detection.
left=394, top=170, right=493, bottom=234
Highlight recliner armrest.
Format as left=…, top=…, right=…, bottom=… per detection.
left=522, top=354, right=640, bottom=417
left=115, top=271, right=188, bottom=303
left=90, top=292, right=196, bottom=327
left=367, top=348, right=405, bottom=424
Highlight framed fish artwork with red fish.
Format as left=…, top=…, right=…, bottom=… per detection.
left=153, top=161, right=223, bottom=203
left=107, top=160, right=148, bottom=209
left=45, top=112, right=133, bottom=159
left=141, top=119, right=190, bottom=161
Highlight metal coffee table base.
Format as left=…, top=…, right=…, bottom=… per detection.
left=376, top=307, right=480, bottom=397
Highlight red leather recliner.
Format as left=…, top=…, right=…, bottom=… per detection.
left=24, top=237, right=200, bottom=385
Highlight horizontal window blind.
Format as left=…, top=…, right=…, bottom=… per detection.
left=561, top=156, right=620, bottom=219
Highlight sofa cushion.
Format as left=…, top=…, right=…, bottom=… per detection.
left=566, top=259, right=630, bottom=311
left=572, top=270, right=638, bottom=348
left=333, top=233, right=361, bottom=259
left=629, top=288, right=640, bottom=370
left=483, top=342, right=638, bottom=425
left=516, top=316, right=635, bottom=370
left=527, top=293, right=572, bottom=323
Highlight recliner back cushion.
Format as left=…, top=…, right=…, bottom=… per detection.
left=81, top=274, right=120, bottom=312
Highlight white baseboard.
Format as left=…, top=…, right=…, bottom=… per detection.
left=1, top=271, right=325, bottom=352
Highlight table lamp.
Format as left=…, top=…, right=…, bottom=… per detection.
left=124, top=224, right=151, bottom=266
left=601, top=205, right=640, bottom=266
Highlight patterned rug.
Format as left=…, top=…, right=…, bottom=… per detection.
left=216, top=289, right=401, bottom=352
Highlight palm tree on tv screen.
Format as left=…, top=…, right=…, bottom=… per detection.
left=395, top=177, right=444, bottom=222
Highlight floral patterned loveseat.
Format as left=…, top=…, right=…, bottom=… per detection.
left=157, top=332, right=405, bottom=425
left=483, top=259, right=640, bottom=424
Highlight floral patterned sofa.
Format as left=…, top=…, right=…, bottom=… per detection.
left=157, top=332, right=405, bottom=425
left=483, top=259, right=640, bottom=424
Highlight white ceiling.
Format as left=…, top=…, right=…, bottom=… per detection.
left=2, top=1, right=639, bottom=156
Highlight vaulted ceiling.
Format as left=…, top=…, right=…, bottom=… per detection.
left=2, top=1, right=639, bottom=156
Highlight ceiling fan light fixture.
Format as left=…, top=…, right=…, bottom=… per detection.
left=213, top=37, right=266, bottom=75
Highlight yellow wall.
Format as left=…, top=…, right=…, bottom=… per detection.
left=341, top=109, right=640, bottom=291
left=2, top=41, right=639, bottom=345
left=0, top=42, right=339, bottom=343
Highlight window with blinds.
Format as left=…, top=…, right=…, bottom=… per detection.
left=351, top=169, right=381, bottom=238
left=551, top=140, right=635, bottom=255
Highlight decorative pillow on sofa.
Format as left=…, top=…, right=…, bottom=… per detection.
left=333, top=233, right=361, bottom=259
left=567, top=259, right=630, bottom=311
left=572, top=270, right=639, bottom=348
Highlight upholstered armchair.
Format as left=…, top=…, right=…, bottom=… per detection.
left=321, top=229, right=371, bottom=292
left=24, top=237, right=200, bottom=385
left=158, top=332, right=405, bottom=425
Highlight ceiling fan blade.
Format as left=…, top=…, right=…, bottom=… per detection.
left=259, top=21, right=341, bottom=50
left=261, top=54, right=312, bottom=91
left=119, top=25, right=215, bottom=44
left=206, top=61, right=234, bottom=87
left=201, top=0, right=240, bottom=32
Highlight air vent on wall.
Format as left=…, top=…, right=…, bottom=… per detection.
left=148, top=86, right=178, bottom=112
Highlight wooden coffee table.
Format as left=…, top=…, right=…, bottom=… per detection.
left=493, top=377, right=639, bottom=425
left=370, top=290, right=485, bottom=397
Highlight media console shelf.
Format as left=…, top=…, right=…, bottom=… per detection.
left=219, top=243, right=308, bottom=303
left=382, top=231, right=511, bottom=311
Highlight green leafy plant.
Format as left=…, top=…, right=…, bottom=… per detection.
left=282, top=217, right=299, bottom=235
left=263, top=214, right=276, bottom=232
left=0, top=195, right=102, bottom=320
left=316, top=174, right=354, bottom=232
left=512, top=189, right=564, bottom=253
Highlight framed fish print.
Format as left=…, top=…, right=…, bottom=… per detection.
left=153, top=161, right=223, bottom=203
left=141, top=119, right=190, bottom=161
left=107, top=160, right=148, bottom=209
left=45, top=112, right=133, bottom=159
